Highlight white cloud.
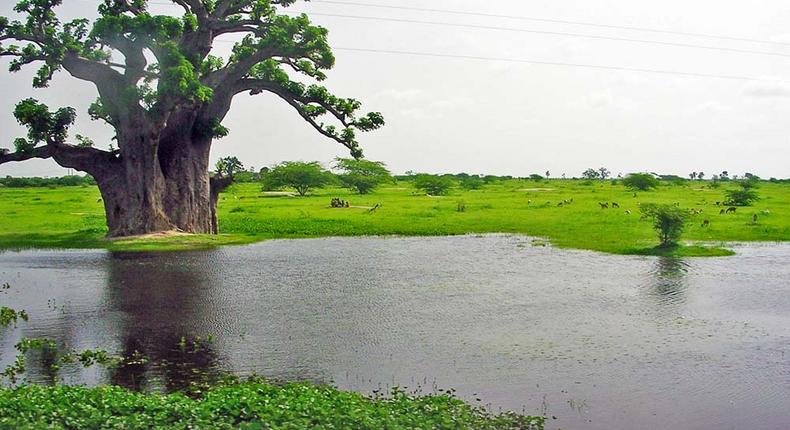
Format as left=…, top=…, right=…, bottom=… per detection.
left=430, top=96, right=474, bottom=110
left=768, top=33, right=790, bottom=44
left=376, top=88, right=424, bottom=101
left=743, top=81, right=790, bottom=98
left=691, top=101, right=731, bottom=114
left=588, top=92, right=614, bottom=108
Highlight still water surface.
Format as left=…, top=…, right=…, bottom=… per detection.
left=1, top=235, right=789, bottom=429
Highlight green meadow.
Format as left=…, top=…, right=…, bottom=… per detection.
left=1, top=179, right=789, bottom=255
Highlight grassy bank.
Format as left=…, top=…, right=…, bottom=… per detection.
left=1, top=180, right=788, bottom=255
left=0, top=381, right=544, bottom=429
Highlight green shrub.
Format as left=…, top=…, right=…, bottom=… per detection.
left=640, top=203, right=690, bottom=246
left=622, top=173, right=659, bottom=191
left=724, top=181, right=760, bottom=206
left=460, top=176, right=484, bottom=190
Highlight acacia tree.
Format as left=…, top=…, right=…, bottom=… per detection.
left=333, top=157, right=391, bottom=194
left=0, top=0, right=384, bottom=236
left=261, top=160, right=331, bottom=195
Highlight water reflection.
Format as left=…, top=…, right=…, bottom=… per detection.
left=103, top=252, right=222, bottom=392
left=2, top=237, right=790, bottom=430
left=646, top=257, right=690, bottom=306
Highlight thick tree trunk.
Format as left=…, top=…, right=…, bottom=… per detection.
left=160, top=136, right=215, bottom=235
left=94, top=124, right=221, bottom=237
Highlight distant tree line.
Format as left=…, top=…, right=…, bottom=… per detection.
left=0, top=175, right=95, bottom=188
left=3, top=162, right=784, bottom=198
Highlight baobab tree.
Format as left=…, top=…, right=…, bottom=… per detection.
left=0, top=0, right=384, bottom=236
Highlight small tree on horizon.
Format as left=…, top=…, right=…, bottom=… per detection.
left=582, top=168, right=599, bottom=180
left=261, top=161, right=333, bottom=196
left=413, top=174, right=454, bottom=196
left=622, top=173, right=659, bottom=191
left=459, top=176, right=484, bottom=190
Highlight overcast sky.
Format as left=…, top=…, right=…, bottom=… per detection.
left=2, top=0, right=790, bottom=178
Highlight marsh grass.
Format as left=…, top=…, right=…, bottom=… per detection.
left=1, top=180, right=788, bottom=255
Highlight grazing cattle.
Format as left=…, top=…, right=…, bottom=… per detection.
left=624, top=210, right=631, bottom=215
left=753, top=213, right=758, bottom=223
left=528, top=200, right=532, bottom=205
left=701, top=219, right=710, bottom=227
left=719, top=209, right=726, bottom=215
left=557, top=202, right=563, bottom=207
left=761, top=210, right=770, bottom=215
left=599, top=202, right=609, bottom=209
left=611, top=202, right=620, bottom=208
left=726, top=206, right=737, bottom=214
left=96, top=198, right=102, bottom=203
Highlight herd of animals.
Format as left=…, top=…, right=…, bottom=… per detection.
left=526, top=196, right=769, bottom=227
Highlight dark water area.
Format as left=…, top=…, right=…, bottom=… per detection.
left=1, top=235, right=789, bottom=429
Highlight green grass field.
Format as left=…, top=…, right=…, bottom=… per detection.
left=1, top=179, right=788, bottom=255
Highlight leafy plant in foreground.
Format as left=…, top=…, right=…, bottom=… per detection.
left=0, top=382, right=545, bottom=430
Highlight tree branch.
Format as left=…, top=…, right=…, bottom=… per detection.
left=61, top=53, right=147, bottom=128
left=234, top=78, right=357, bottom=152
left=0, top=142, right=120, bottom=176
left=0, top=145, right=51, bottom=164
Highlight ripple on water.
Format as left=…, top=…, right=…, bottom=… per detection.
left=1, top=235, right=790, bottom=430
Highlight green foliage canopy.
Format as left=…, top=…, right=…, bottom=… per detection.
left=0, top=0, right=384, bottom=166
left=725, top=181, right=760, bottom=206
left=261, top=161, right=332, bottom=196
left=413, top=174, right=454, bottom=196
left=622, top=173, right=659, bottom=191
left=214, top=156, right=243, bottom=178
left=333, top=157, right=392, bottom=194
left=640, top=203, right=690, bottom=246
